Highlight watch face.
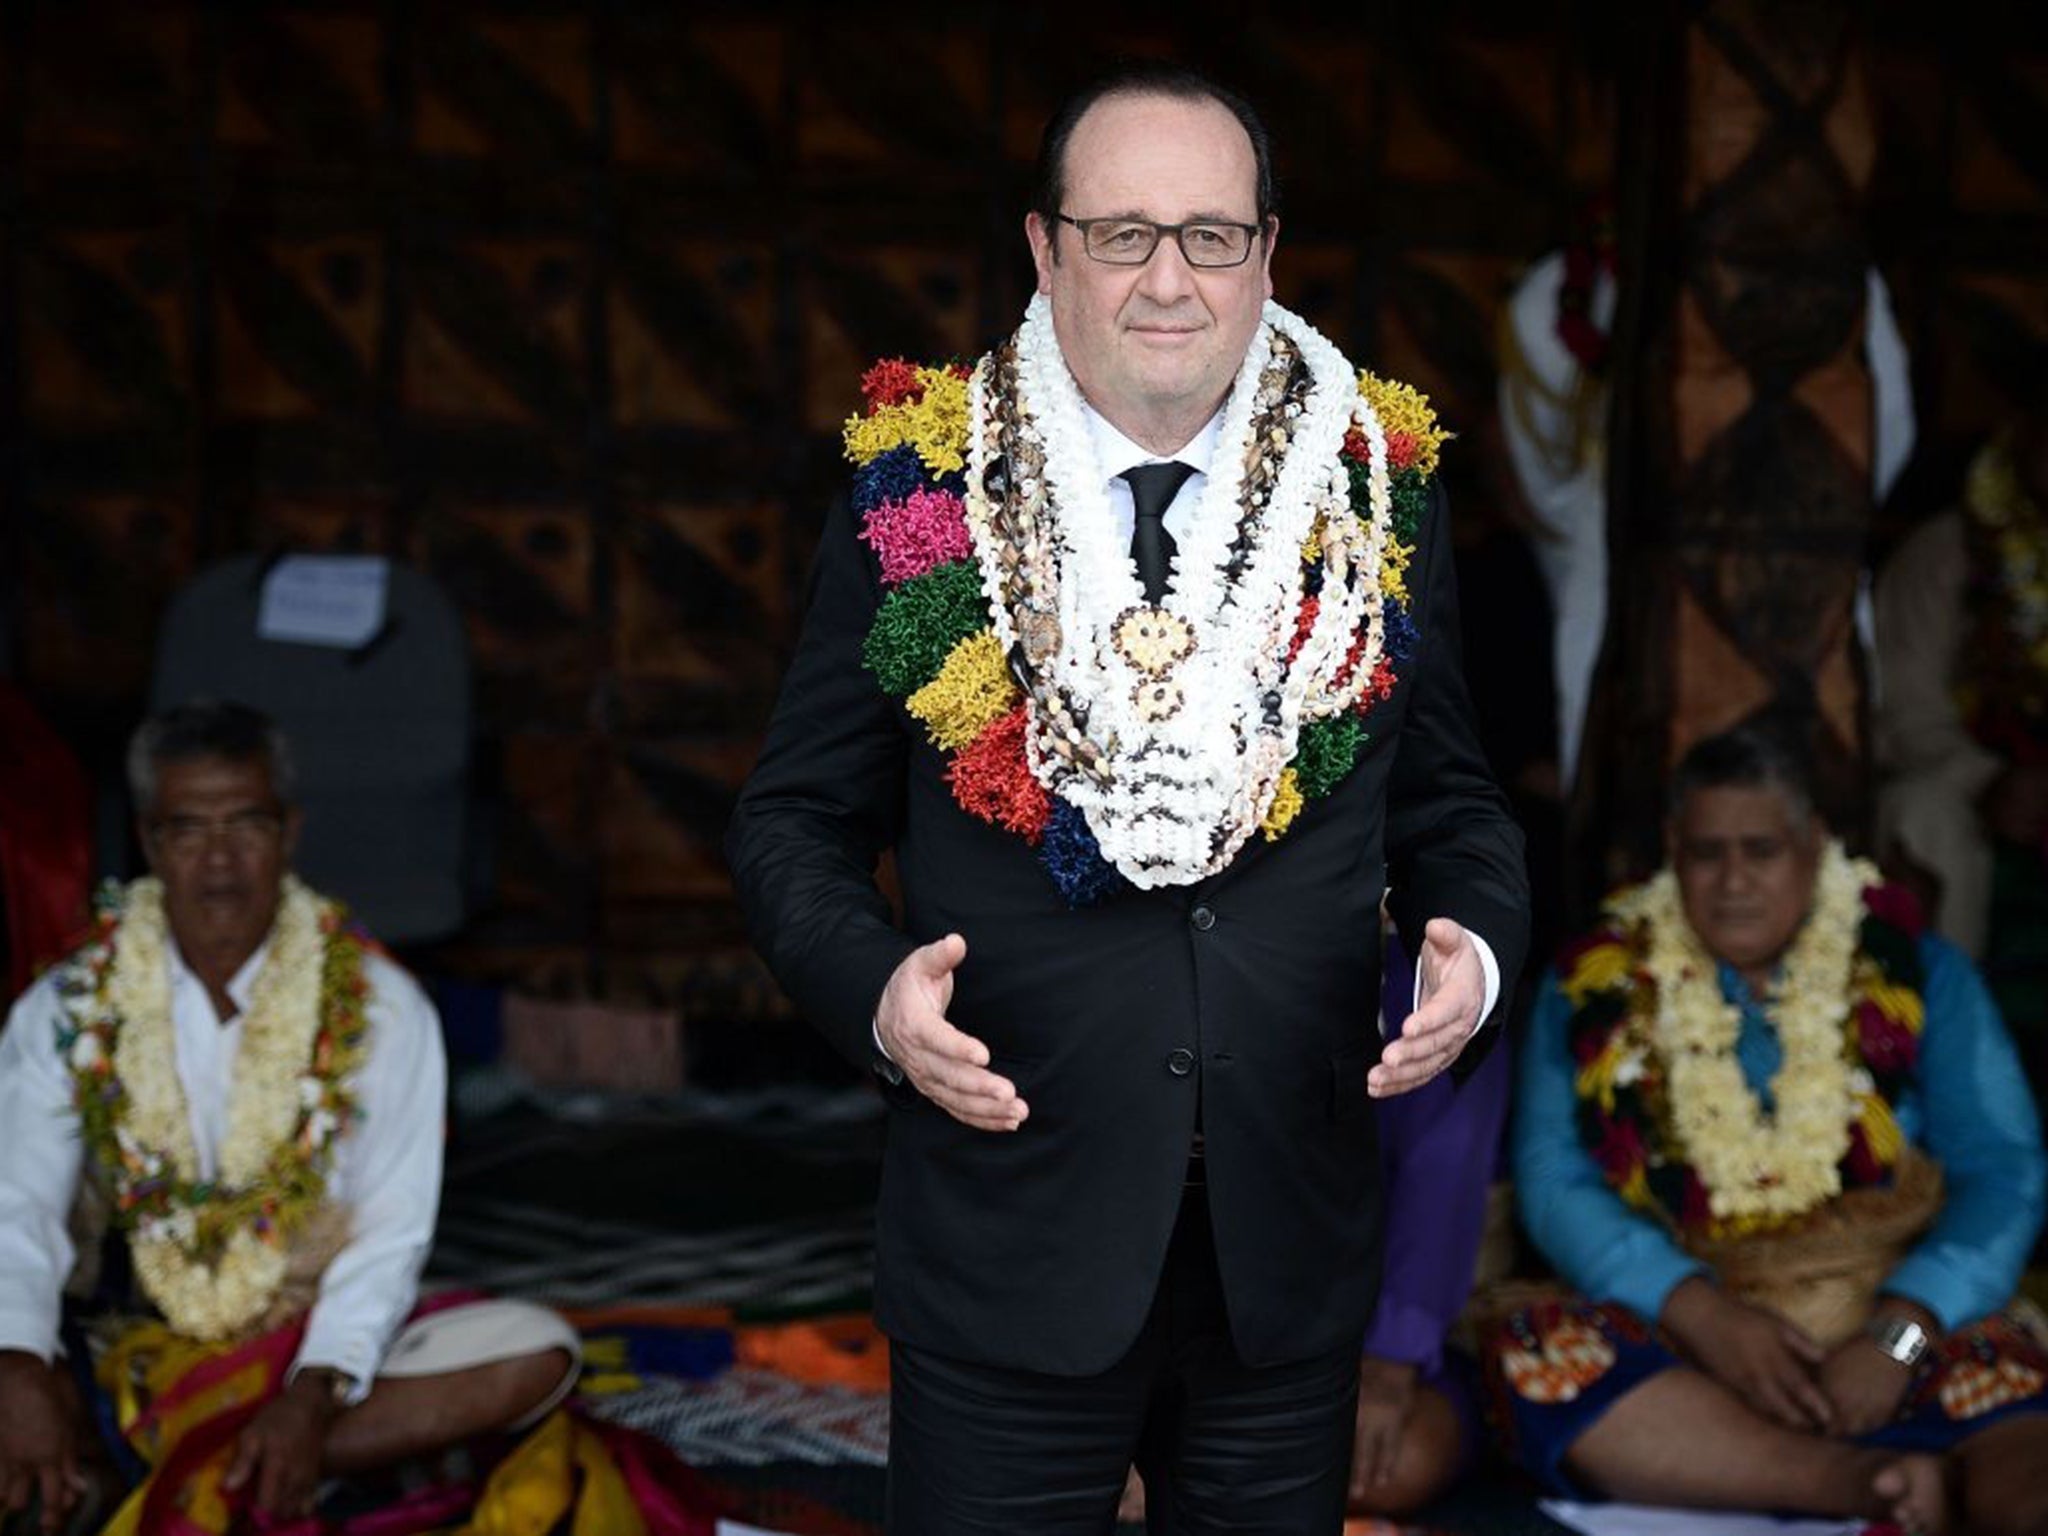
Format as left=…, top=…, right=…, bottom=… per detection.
left=1872, top=1318, right=1927, bottom=1364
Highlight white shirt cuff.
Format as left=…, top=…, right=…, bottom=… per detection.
left=0, top=1311, right=59, bottom=1366
left=1402, top=927, right=1501, bottom=1041
left=873, top=1018, right=894, bottom=1063
left=289, top=1350, right=375, bottom=1407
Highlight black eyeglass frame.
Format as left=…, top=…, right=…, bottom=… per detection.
left=1053, top=213, right=1267, bottom=268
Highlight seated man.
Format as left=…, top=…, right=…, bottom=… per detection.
left=1490, top=721, right=2048, bottom=1536
left=0, top=701, right=577, bottom=1533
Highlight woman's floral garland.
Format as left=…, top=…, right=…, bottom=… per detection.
left=843, top=299, right=1440, bottom=902
left=53, top=876, right=370, bottom=1340
left=1561, top=842, right=1926, bottom=1235
left=1959, top=435, right=2048, bottom=762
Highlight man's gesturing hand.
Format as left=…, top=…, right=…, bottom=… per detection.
left=876, top=934, right=1028, bottom=1132
left=1368, top=918, right=1485, bottom=1098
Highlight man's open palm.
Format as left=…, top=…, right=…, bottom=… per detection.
left=876, top=935, right=1029, bottom=1132
left=1368, top=918, right=1484, bottom=1097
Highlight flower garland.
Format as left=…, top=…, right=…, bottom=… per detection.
left=1561, top=843, right=1926, bottom=1235
left=1959, top=435, right=2048, bottom=762
left=843, top=302, right=1441, bottom=902
left=53, top=876, right=371, bottom=1340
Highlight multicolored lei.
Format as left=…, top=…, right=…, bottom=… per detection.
left=843, top=351, right=1441, bottom=905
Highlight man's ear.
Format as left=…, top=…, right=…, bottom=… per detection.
left=1259, top=214, right=1279, bottom=301
left=281, top=805, right=305, bottom=864
left=1025, top=211, right=1056, bottom=294
left=1795, top=808, right=1827, bottom=857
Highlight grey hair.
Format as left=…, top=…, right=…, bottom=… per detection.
left=1666, top=719, right=1816, bottom=830
left=127, top=700, right=297, bottom=816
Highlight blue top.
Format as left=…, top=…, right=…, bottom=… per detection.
left=1515, top=931, right=2046, bottom=1331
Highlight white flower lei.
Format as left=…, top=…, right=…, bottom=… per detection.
left=70, top=875, right=353, bottom=1339
left=964, top=293, right=1396, bottom=886
left=1609, top=841, right=1868, bottom=1222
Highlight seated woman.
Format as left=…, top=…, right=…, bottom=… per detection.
left=1489, top=721, right=2048, bottom=1536
left=1347, top=929, right=1510, bottom=1516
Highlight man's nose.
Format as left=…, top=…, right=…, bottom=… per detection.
left=1135, top=235, right=1199, bottom=302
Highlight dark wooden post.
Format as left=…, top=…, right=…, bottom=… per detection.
left=1575, top=1, right=1879, bottom=905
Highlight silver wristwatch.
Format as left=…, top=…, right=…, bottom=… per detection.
left=1864, top=1314, right=1931, bottom=1367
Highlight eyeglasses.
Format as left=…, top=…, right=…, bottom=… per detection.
left=150, top=810, right=284, bottom=855
left=1055, top=214, right=1264, bottom=268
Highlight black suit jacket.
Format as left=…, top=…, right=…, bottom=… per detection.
left=726, top=476, right=1528, bottom=1376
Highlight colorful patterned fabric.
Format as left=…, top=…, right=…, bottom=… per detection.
left=1482, top=1298, right=2048, bottom=1494
left=81, top=1304, right=715, bottom=1535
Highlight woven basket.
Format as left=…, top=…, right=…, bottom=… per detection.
left=1684, top=1151, right=1945, bottom=1349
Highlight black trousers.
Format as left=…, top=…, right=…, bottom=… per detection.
left=885, top=1171, right=1360, bottom=1534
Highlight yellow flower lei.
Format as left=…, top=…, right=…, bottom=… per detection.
left=59, top=876, right=369, bottom=1340
left=840, top=365, right=971, bottom=475
left=1606, top=842, right=1869, bottom=1224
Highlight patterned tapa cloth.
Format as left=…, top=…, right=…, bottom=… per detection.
left=1483, top=1297, right=2048, bottom=1494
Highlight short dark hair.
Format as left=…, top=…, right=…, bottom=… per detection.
left=1667, top=719, right=1815, bottom=829
left=1031, top=63, right=1277, bottom=254
left=128, top=699, right=296, bottom=815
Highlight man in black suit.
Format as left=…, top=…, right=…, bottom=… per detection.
left=726, top=63, right=1527, bottom=1535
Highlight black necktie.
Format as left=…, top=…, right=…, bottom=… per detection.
left=1120, top=461, right=1196, bottom=606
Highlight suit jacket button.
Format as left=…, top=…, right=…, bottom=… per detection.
left=1190, top=905, right=1215, bottom=931
left=1166, top=1048, right=1195, bottom=1076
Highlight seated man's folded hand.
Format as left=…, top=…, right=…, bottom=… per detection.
left=1821, top=1301, right=1936, bottom=1436
left=223, top=1367, right=346, bottom=1519
left=0, top=1351, right=83, bottom=1536
left=1661, top=1277, right=1833, bottom=1434
left=1349, top=1357, right=1419, bottom=1501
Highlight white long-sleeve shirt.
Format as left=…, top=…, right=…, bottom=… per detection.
left=0, top=922, right=445, bottom=1400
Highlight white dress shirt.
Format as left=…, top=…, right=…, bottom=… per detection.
left=1081, top=398, right=1225, bottom=553
left=0, top=922, right=446, bottom=1401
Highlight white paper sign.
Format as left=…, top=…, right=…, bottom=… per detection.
left=258, top=556, right=390, bottom=649
left=1541, top=1500, right=1861, bottom=1536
